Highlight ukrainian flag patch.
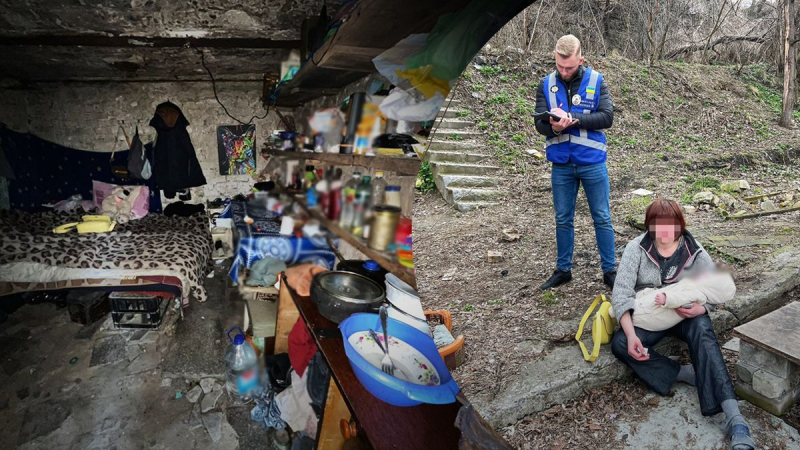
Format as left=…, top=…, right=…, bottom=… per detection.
left=586, top=86, right=596, bottom=95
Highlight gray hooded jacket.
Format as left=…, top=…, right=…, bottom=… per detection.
left=611, top=231, right=716, bottom=323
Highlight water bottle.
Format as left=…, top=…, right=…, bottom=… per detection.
left=351, top=176, right=372, bottom=237
left=339, top=172, right=362, bottom=232
left=224, top=326, right=259, bottom=402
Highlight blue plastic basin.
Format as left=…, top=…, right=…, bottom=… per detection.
left=339, top=313, right=461, bottom=407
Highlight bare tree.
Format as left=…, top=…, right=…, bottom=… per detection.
left=780, top=0, right=796, bottom=128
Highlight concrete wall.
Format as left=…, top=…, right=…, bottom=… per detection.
left=0, top=81, right=281, bottom=203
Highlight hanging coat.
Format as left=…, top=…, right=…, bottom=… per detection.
left=149, top=101, right=206, bottom=196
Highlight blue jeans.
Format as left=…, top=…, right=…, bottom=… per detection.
left=551, top=162, right=616, bottom=273
left=610, top=314, right=737, bottom=416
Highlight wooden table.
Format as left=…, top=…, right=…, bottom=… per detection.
left=276, top=279, right=463, bottom=450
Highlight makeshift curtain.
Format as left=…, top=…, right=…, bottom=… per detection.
left=1, top=128, right=162, bottom=213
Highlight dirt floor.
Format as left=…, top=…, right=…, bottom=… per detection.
left=414, top=51, right=800, bottom=447
left=0, top=261, right=277, bottom=450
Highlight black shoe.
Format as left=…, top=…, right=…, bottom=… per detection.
left=603, top=270, right=617, bottom=289
left=540, top=269, right=572, bottom=290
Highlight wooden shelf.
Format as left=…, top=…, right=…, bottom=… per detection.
left=274, top=181, right=416, bottom=290
left=263, top=147, right=421, bottom=176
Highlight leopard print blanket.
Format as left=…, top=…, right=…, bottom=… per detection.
left=0, top=210, right=213, bottom=303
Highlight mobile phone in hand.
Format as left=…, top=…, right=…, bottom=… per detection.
left=533, top=111, right=565, bottom=122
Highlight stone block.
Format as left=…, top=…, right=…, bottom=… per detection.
left=736, top=361, right=755, bottom=385
left=739, top=341, right=796, bottom=379
left=753, top=369, right=793, bottom=399
left=736, top=380, right=795, bottom=416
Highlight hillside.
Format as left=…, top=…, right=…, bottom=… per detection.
left=413, top=51, right=800, bottom=448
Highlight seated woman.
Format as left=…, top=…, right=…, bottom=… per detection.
left=610, top=198, right=755, bottom=450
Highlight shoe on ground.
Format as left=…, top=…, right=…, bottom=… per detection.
left=603, top=270, right=617, bottom=289
left=540, top=269, right=572, bottom=291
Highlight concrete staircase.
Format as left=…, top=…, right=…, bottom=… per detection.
left=425, top=99, right=505, bottom=212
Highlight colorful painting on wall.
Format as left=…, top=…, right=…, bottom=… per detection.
left=217, top=125, right=256, bottom=175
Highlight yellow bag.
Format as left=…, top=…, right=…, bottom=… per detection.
left=575, top=294, right=617, bottom=362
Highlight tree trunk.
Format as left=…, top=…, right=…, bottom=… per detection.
left=780, top=0, right=796, bottom=128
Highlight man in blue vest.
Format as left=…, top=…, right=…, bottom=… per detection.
left=534, top=35, right=616, bottom=291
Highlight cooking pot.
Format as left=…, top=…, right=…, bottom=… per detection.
left=311, top=271, right=385, bottom=323
left=311, top=271, right=430, bottom=326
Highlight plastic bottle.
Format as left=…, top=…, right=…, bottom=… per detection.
left=371, top=171, right=387, bottom=205
left=327, top=170, right=343, bottom=221
left=384, top=185, right=401, bottom=208
left=351, top=176, right=372, bottom=237
left=339, top=172, right=362, bottom=231
left=224, top=326, right=259, bottom=402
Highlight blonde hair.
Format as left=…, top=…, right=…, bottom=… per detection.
left=555, top=35, right=581, bottom=58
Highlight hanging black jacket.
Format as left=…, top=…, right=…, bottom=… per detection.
left=149, top=101, right=206, bottom=196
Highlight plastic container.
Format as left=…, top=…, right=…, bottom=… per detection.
left=384, top=186, right=401, bottom=209
left=224, top=326, right=260, bottom=402
left=395, top=218, right=413, bottom=269
left=339, top=313, right=460, bottom=407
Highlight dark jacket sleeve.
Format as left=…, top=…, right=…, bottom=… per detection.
left=534, top=79, right=557, bottom=137
left=570, top=78, right=614, bottom=131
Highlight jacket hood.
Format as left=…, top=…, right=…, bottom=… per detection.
left=149, top=101, right=189, bottom=130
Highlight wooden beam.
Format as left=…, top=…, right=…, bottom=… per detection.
left=0, top=35, right=301, bottom=49
left=263, top=148, right=421, bottom=176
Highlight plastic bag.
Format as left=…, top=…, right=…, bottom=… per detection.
left=379, top=88, right=445, bottom=122
left=372, top=34, right=429, bottom=90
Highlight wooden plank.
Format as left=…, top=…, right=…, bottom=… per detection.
left=731, top=206, right=800, bottom=220
left=316, top=45, right=386, bottom=71
left=274, top=279, right=300, bottom=354
left=281, top=281, right=463, bottom=450
left=263, top=148, right=421, bottom=176
left=317, top=378, right=352, bottom=450
left=733, top=301, right=800, bottom=366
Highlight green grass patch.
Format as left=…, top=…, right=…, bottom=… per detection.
left=488, top=91, right=511, bottom=105
left=463, top=304, right=474, bottom=312
left=457, top=110, right=471, bottom=118
left=478, top=121, right=489, bottom=130
left=541, top=290, right=560, bottom=306
left=642, top=112, right=653, bottom=120
left=511, top=134, right=525, bottom=144
left=416, top=161, right=436, bottom=194
left=479, top=65, right=503, bottom=77
left=680, top=175, right=721, bottom=204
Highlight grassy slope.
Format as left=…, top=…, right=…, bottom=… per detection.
left=413, top=53, right=800, bottom=441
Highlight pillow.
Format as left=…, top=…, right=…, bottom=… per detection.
left=92, top=180, right=149, bottom=220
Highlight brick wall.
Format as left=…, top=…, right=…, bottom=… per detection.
left=0, top=81, right=280, bottom=203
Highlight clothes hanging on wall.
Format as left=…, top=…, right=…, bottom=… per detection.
left=0, top=127, right=162, bottom=213
left=149, top=101, right=207, bottom=198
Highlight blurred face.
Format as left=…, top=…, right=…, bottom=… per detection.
left=554, top=51, right=583, bottom=81
left=649, top=218, right=681, bottom=245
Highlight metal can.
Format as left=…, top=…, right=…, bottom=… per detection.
left=368, top=205, right=401, bottom=251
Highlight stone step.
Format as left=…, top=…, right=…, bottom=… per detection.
left=426, top=151, right=489, bottom=164
left=438, top=174, right=501, bottom=188
left=443, top=98, right=461, bottom=107
left=426, top=140, right=481, bottom=151
left=437, top=108, right=469, bottom=119
left=447, top=187, right=504, bottom=202
left=433, top=119, right=475, bottom=130
left=432, top=162, right=501, bottom=176
left=454, top=200, right=501, bottom=212
left=435, top=129, right=483, bottom=140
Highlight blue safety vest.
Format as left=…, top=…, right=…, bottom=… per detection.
left=542, top=67, right=607, bottom=165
